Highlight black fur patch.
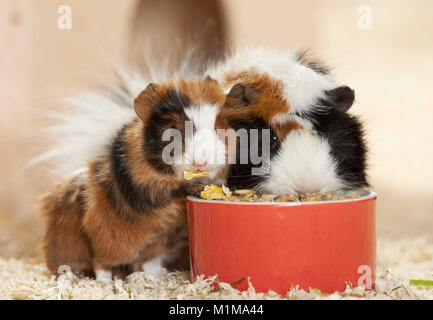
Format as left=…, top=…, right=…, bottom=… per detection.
left=306, top=101, right=368, bottom=188
left=154, top=88, right=191, bottom=115
left=101, top=123, right=177, bottom=221
left=226, top=117, right=280, bottom=189
left=143, top=89, right=190, bottom=175
left=324, top=86, right=355, bottom=112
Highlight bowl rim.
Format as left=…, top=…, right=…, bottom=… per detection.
left=187, top=190, right=377, bottom=206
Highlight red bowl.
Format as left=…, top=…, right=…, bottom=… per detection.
left=186, top=190, right=377, bottom=294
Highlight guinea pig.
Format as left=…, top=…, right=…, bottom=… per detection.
left=41, top=76, right=232, bottom=281
left=208, top=47, right=367, bottom=194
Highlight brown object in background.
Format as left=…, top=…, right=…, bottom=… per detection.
left=129, top=0, right=227, bottom=74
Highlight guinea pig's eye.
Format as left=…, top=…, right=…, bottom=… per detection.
left=170, top=124, right=178, bottom=130
left=270, top=132, right=279, bottom=150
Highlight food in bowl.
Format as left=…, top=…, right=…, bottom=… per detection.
left=199, top=184, right=361, bottom=202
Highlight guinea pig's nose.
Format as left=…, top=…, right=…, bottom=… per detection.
left=192, top=159, right=207, bottom=167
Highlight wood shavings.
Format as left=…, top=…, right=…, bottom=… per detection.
left=0, top=237, right=432, bottom=300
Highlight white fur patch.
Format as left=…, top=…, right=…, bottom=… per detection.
left=260, top=130, right=344, bottom=194
left=29, top=55, right=205, bottom=177
left=28, top=70, right=141, bottom=176
left=95, top=270, right=113, bottom=283
left=184, top=103, right=219, bottom=131
left=208, top=46, right=336, bottom=120
left=70, top=167, right=89, bottom=185
left=181, top=104, right=227, bottom=177
left=141, top=255, right=166, bottom=276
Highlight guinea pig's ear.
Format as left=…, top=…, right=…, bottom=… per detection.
left=227, top=83, right=257, bottom=106
left=325, top=86, right=355, bottom=112
left=204, top=75, right=218, bottom=84
left=134, top=83, right=159, bottom=120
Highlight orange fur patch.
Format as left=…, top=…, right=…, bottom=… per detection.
left=85, top=157, right=187, bottom=270
left=223, top=72, right=302, bottom=139
left=135, top=77, right=226, bottom=120
left=40, top=171, right=93, bottom=276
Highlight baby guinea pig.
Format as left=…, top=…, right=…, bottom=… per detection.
left=41, top=76, right=232, bottom=281
left=210, top=47, right=367, bottom=194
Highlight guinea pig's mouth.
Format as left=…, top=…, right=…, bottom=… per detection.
left=170, top=161, right=226, bottom=183
left=178, top=163, right=226, bottom=178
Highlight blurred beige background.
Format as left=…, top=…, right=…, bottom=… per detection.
left=0, top=0, right=432, bottom=258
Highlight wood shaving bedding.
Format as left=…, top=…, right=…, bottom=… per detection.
left=0, top=237, right=432, bottom=300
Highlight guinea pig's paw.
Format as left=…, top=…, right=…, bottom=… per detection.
left=141, top=257, right=166, bottom=277
left=183, top=183, right=206, bottom=197
left=95, top=270, right=113, bottom=284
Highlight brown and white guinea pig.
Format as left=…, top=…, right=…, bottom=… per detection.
left=208, top=47, right=367, bottom=194
left=41, top=76, right=232, bottom=281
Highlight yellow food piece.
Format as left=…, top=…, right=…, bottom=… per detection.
left=183, top=170, right=210, bottom=180
left=200, top=184, right=231, bottom=200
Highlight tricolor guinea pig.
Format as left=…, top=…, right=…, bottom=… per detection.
left=41, top=76, right=232, bottom=281
left=209, top=47, right=367, bottom=194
